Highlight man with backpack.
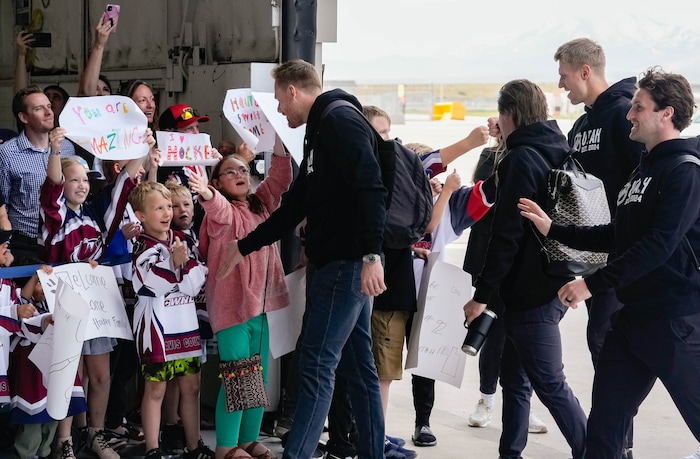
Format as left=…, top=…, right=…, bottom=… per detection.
left=216, top=59, right=387, bottom=459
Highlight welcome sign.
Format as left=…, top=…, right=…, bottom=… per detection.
left=59, top=96, right=150, bottom=160
left=222, top=88, right=275, bottom=153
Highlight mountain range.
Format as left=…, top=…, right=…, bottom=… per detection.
left=323, top=14, right=700, bottom=85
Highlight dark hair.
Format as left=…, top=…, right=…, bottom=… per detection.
left=497, top=79, right=549, bottom=129
left=44, top=85, right=70, bottom=104
left=99, top=74, right=113, bottom=94
left=210, top=155, right=264, bottom=214
left=12, top=85, right=44, bottom=132
left=637, top=66, right=696, bottom=132
left=120, top=79, right=159, bottom=131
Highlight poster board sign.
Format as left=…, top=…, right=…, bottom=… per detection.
left=59, top=96, right=150, bottom=160
left=38, top=263, right=133, bottom=340
left=251, top=91, right=305, bottom=164
left=155, top=131, right=217, bottom=166
left=222, top=89, right=275, bottom=153
left=267, top=267, right=306, bottom=358
left=29, top=279, right=89, bottom=420
left=405, top=252, right=471, bottom=388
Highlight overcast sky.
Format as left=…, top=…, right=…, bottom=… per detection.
left=321, top=0, right=699, bottom=83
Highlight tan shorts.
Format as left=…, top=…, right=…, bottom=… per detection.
left=371, top=310, right=411, bottom=380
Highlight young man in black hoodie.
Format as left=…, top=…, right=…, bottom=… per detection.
left=463, top=79, right=588, bottom=459
left=554, top=37, right=645, bottom=459
left=216, top=59, right=387, bottom=459
left=520, top=66, right=700, bottom=459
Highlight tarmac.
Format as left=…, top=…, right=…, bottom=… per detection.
left=2, top=117, right=698, bottom=458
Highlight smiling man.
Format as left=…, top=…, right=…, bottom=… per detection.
left=219, top=59, right=388, bottom=459
left=553, top=39, right=645, bottom=459
left=0, top=85, right=75, bottom=263
left=521, top=66, right=700, bottom=459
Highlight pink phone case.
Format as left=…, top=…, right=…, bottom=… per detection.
left=103, top=4, right=120, bottom=33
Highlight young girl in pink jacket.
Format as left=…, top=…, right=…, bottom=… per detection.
left=189, top=135, right=292, bottom=459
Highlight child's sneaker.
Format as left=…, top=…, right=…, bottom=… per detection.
left=89, top=429, right=120, bottom=459
left=107, top=419, right=145, bottom=444
left=160, top=422, right=185, bottom=453
left=384, top=439, right=417, bottom=459
left=144, top=447, right=163, bottom=459
left=183, top=439, right=215, bottom=459
left=54, top=438, right=76, bottom=459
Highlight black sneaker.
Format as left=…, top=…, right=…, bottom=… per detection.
left=183, top=439, right=215, bottom=459
left=160, top=423, right=185, bottom=453
left=144, top=447, right=163, bottom=459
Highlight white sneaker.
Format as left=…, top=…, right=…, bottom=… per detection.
left=682, top=451, right=700, bottom=459
left=468, top=399, right=492, bottom=427
left=528, top=410, right=548, bottom=434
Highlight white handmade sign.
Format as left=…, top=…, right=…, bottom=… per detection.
left=267, top=267, right=306, bottom=358
left=223, top=89, right=275, bottom=153
left=29, top=279, right=89, bottom=420
left=37, top=263, right=133, bottom=340
left=406, top=252, right=471, bottom=388
left=59, top=95, right=149, bottom=160
left=155, top=131, right=217, bottom=166
left=251, top=91, right=305, bottom=164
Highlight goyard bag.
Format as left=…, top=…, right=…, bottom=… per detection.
left=526, top=147, right=611, bottom=277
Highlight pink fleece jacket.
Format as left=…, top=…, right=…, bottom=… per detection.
left=198, top=154, right=292, bottom=334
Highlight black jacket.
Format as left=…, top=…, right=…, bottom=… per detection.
left=569, top=77, right=645, bottom=213
left=239, top=89, right=387, bottom=268
left=473, top=120, right=573, bottom=310
left=550, top=137, right=700, bottom=320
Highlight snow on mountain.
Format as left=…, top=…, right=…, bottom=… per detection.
left=323, top=13, right=700, bottom=84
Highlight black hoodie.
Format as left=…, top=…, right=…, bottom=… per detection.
left=239, top=89, right=387, bottom=268
left=473, top=120, right=573, bottom=311
left=569, top=77, right=645, bottom=213
left=550, top=137, right=700, bottom=320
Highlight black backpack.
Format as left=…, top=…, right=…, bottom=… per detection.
left=320, top=101, right=433, bottom=249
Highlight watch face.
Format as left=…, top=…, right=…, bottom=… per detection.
left=364, top=254, right=379, bottom=263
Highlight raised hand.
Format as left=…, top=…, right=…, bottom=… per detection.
left=188, top=166, right=213, bottom=201
left=171, top=236, right=188, bottom=268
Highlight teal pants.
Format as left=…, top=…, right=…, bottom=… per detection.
left=215, top=314, right=270, bottom=447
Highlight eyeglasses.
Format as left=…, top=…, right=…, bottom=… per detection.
left=218, top=168, right=250, bottom=179
left=180, top=107, right=194, bottom=121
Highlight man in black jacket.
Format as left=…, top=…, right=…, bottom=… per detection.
left=218, top=59, right=387, bottom=459
left=520, top=67, right=700, bottom=459
left=463, top=80, right=587, bottom=459
left=554, top=37, right=645, bottom=459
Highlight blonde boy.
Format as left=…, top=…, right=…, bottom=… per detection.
left=128, top=182, right=213, bottom=459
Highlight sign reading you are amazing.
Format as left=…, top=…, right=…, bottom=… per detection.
left=59, top=96, right=150, bottom=160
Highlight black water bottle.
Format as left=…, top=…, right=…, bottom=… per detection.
left=462, top=309, right=497, bottom=356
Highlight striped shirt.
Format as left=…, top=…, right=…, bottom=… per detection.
left=0, top=132, right=75, bottom=239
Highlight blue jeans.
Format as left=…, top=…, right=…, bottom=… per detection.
left=282, top=260, right=385, bottom=459
left=499, top=298, right=587, bottom=459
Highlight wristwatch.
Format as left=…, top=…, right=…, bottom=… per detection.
left=362, top=253, right=381, bottom=264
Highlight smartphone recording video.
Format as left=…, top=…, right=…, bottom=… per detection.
left=103, top=4, right=121, bottom=33
left=31, top=32, right=52, bottom=48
